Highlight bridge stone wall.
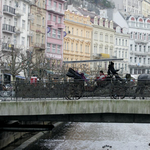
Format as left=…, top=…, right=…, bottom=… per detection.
left=0, top=99, right=150, bottom=116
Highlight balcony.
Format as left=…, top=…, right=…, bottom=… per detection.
left=57, top=23, right=65, bottom=29
left=15, top=27, right=23, bottom=34
left=134, top=51, right=147, bottom=56
left=135, top=39, right=148, bottom=44
left=2, top=43, right=14, bottom=52
left=34, top=43, right=45, bottom=50
left=55, top=9, right=65, bottom=15
left=27, top=30, right=33, bottom=37
left=47, top=20, right=55, bottom=26
left=47, top=6, right=55, bottom=11
left=2, top=24, right=15, bottom=33
left=3, top=5, right=15, bottom=16
left=15, top=8, right=23, bottom=16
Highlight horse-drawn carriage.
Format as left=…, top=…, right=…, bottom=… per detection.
left=63, top=59, right=136, bottom=100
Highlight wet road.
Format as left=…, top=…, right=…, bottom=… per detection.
left=28, top=122, right=150, bottom=150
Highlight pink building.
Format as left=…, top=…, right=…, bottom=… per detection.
left=46, top=0, right=65, bottom=68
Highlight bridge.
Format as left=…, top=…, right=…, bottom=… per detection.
left=1, top=98, right=150, bottom=123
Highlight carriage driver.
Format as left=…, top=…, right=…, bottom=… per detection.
left=108, top=61, right=122, bottom=81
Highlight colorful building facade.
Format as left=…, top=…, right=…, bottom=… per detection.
left=142, top=0, right=150, bottom=17
left=30, top=0, right=46, bottom=56
left=91, top=17, right=115, bottom=72
left=63, top=10, right=93, bottom=66
left=45, top=0, right=65, bottom=68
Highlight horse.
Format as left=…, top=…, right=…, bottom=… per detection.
left=133, top=74, right=150, bottom=99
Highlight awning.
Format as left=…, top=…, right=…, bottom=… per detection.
left=100, top=53, right=110, bottom=58
left=16, top=75, right=26, bottom=79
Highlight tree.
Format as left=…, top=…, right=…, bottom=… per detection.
left=0, top=45, right=36, bottom=82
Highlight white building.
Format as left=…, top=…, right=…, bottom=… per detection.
left=114, top=25, right=130, bottom=76
left=127, top=15, right=150, bottom=75
left=92, top=17, right=115, bottom=72
left=1, top=0, right=34, bottom=82
left=111, top=0, right=143, bottom=15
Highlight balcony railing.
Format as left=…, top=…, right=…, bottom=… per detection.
left=3, top=5, right=15, bottom=15
left=47, top=20, right=55, bottom=26
left=2, top=43, right=14, bottom=51
left=34, top=43, right=45, bottom=50
left=15, top=8, right=23, bottom=16
left=2, top=24, right=15, bottom=33
left=57, top=23, right=65, bottom=29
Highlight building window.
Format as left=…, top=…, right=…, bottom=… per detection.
left=94, top=32, right=98, bottom=40
left=57, top=45, right=61, bottom=54
left=52, top=44, right=56, bottom=52
left=22, top=20, right=25, bottom=29
left=47, top=43, right=51, bottom=52
left=81, top=30, right=82, bottom=37
left=76, top=44, right=78, bottom=51
left=80, top=44, right=82, bottom=52
left=42, top=36, right=44, bottom=44
left=14, top=35, right=17, bottom=45
left=71, top=43, right=73, bottom=51
left=14, top=18, right=17, bottom=27
left=76, top=29, right=78, bottom=35
left=100, top=33, right=103, bottom=41
left=72, top=28, right=74, bottom=34
left=52, top=29, right=56, bottom=38
left=149, top=34, right=150, bottom=41
left=135, top=45, right=137, bottom=51
left=135, top=57, right=137, bottom=63
left=23, top=3, right=26, bottom=13
left=54, top=1, right=57, bottom=10
left=48, top=14, right=51, bottom=20
left=53, top=15, right=56, bottom=22
left=22, top=37, right=25, bottom=45
left=67, top=42, right=69, bottom=50
left=130, top=57, right=132, bottom=62
left=105, top=34, right=108, bottom=42
left=58, top=3, right=62, bottom=12
left=143, top=58, right=146, bottom=64
left=130, top=44, right=132, bottom=51
left=42, top=18, right=44, bottom=26
left=139, top=45, right=141, bottom=51
left=116, top=38, right=117, bottom=45
left=48, top=0, right=51, bottom=6
left=94, top=45, right=97, bottom=54
left=148, top=58, right=150, bottom=64
left=135, top=33, right=137, bottom=39
left=57, top=30, right=61, bottom=39
left=58, top=17, right=61, bottom=23
left=122, top=39, right=124, bottom=46
left=125, top=40, right=127, bottom=46
left=144, top=46, right=146, bottom=52
left=125, top=52, right=127, bottom=58
left=119, top=39, right=121, bottom=45
left=148, top=46, right=150, bottom=52
left=139, top=57, right=141, bottom=63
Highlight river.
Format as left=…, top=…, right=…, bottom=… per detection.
left=28, top=123, right=150, bottom=150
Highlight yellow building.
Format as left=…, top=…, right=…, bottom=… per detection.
left=29, top=0, right=46, bottom=56
left=63, top=10, right=93, bottom=67
left=142, top=0, right=150, bottom=17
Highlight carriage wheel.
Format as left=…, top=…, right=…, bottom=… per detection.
left=110, top=85, right=126, bottom=99
left=65, top=83, right=83, bottom=100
